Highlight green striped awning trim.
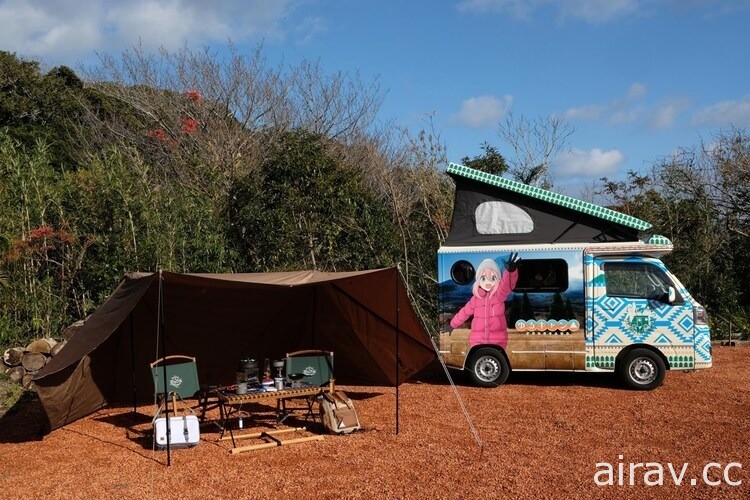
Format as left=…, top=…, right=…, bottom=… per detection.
left=447, top=162, right=653, bottom=232
left=646, top=234, right=672, bottom=246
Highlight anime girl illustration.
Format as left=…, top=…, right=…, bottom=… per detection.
left=450, top=253, right=521, bottom=349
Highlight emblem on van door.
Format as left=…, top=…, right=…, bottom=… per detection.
left=624, top=305, right=653, bottom=336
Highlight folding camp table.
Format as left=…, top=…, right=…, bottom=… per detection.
left=214, top=386, right=323, bottom=453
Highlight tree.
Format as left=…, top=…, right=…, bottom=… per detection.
left=0, top=131, right=237, bottom=345
left=398, top=116, right=454, bottom=333
left=565, top=298, right=574, bottom=319
left=598, top=170, right=660, bottom=221
left=225, top=129, right=397, bottom=272
left=498, top=111, right=574, bottom=188
left=549, top=292, right=567, bottom=319
left=82, top=43, right=386, bottom=194
left=461, top=141, right=509, bottom=176
left=508, top=294, right=523, bottom=326
left=660, top=128, right=750, bottom=237
left=653, top=129, right=750, bottom=337
left=521, top=293, right=534, bottom=320
left=596, top=129, right=750, bottom=338
left=0, top=136, right=78, bottom=342
left=0, top=47, right=458, bottom=349
left=0, top=51, right=88, bottom=168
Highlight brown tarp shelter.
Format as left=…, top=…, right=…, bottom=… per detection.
left=34, top=269, right=436, bottom=431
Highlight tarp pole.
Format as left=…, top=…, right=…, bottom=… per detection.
left=159, top=270, right=171, bottom=466
left=130, top=313, right=136, bottom=420
left=395, top=266, right=400, bottom=435
left=312, top=287, right=317, bottom=347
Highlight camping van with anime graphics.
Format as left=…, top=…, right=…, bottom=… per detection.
left=438, top=163, right=712, bottom=390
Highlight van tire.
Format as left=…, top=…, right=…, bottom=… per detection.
left=467, top=348, right=509, bottom=387
left=619, top=348, right=666, bottom=390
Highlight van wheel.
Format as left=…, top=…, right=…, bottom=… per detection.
left=467, top=348, right=509, bottom=387
left=619, top=348, right=666, bottom=390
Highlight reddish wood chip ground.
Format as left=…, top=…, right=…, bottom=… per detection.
left=1, top=347, right=748, bottom=499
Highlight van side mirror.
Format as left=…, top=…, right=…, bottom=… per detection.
left=667, top=286, right=676, bottom=304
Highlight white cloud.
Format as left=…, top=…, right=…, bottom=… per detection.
left=457, top=0, right=640, bottom=24
left=627, top=82, right=647, bottom=100
left=554, top=147, right=625, bottom=177
left=565, top=83, right=690, bottom=130
left=295, top=17, right=328, bottom=46
left=565, top=104, right=606, bottom=121
left=457, top=0, right=535, bottom=19
left=565, top=82, right=646, bottom=123
left=458, top=0, right=750, bottom=23
left=453, top=95, right=513, bottom=129
left=648, top=97, right=690, bottom=129
left=610, top=109, right=641, bottom=125
left=0, top=0, right=303, bottom=63
left=692, top=95, right=750, bottom=127
left=558, top=0, right=639, bottom=24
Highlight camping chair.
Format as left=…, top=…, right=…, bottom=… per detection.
left=150, top=355, right=205, bottom=455
left=281, top=350, right=335, bottom=423
left=150, top=355, right=208, bottom=418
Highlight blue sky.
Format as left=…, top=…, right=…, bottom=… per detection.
left=3, top=0, right=750, bottom=196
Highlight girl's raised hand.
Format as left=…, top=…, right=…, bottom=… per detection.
left=503, top=252, right=521, bottom=272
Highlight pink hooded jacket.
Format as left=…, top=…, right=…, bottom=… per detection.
left=450, top=260, right=518, bottom=349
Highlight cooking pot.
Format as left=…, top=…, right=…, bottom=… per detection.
left=238, top=358, right=259, bottom=383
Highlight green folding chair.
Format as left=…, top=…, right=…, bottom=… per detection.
left=284, top=350, right=335, bottom=392
left=150, top=355, right=201, bottom=416
left=282, top=350, right=335, bottom=423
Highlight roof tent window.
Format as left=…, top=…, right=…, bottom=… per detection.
left=515, top=259, right=569, bottom=293
left=475, top=201, right=533, bottom=235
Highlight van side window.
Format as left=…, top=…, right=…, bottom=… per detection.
left=450, top=260, right=475, bottom=285
left=515, top=259, right=568, bottom=293
left=602, top=262, right=683, bottom=303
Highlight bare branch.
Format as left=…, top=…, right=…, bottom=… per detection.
left=498, top=111, right=574, bottom=188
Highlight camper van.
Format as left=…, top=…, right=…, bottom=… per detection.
left=438, top=163, right=712, bottom=390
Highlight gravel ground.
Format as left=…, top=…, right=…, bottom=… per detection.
left=0, top=347, right=748, bottom=499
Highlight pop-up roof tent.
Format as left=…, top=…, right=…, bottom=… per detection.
left=34, top=269, right=436, bottom=431
left=445, top=163, right=654, bottom=245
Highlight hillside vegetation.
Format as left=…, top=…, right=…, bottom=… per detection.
left=0, top=47, right=748, bottom=347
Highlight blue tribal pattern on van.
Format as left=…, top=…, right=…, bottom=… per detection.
left=694, top=326, right=712, bottom=364
left=585, top=254, right=712, bottom=371
left=591, top=299, right=695, bottom=344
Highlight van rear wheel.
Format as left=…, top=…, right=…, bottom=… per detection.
left=467, top=348, right=509, bottom=387
left=619, top=348, right=666, bottom=390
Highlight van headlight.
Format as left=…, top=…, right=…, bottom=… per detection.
left=694, top=305, right=709, bottom=325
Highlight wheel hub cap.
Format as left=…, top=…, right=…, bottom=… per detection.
left=476, top=356, right=500, bottom=382
left=630, top=357, right=656, bottom=384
